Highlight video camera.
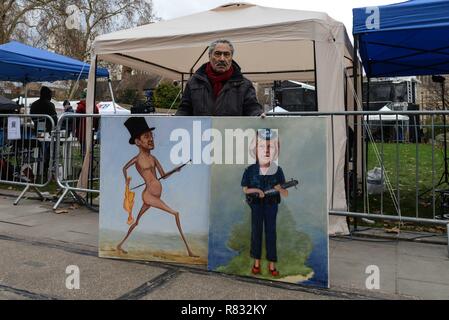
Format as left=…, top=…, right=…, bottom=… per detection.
left=131, top=88, right=156, bottom=114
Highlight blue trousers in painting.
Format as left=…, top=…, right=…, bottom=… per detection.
left=249, top=203, right=278, bottom=262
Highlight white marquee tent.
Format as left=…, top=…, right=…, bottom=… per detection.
left=269, top=106, right=289, bottom=113
left=86, top=2, right=358, bottom=234
left=97, top=101, right=130, bottom=115
left=364, top=106, right=409, bottom=122
left=364, top=106, right=410, bottom=143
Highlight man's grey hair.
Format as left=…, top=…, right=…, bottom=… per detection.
left=208, top=39, right=234, bottom=56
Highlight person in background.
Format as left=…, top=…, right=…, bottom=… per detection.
left=30, top=86, right=57, bottom=133
left=30, top=86, right=57, bottom=178
left=62, top=100, right=74, bottom=135
left=75, top=91, right=99, bottom=154
left=63, top=100, right=74, bottom=113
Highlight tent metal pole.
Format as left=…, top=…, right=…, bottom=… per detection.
left=344, top=72, right=350, bottom=215
left=115, top=53, right=183, bottom=75
left=89, top=56, right=98, bottom=205
left=365, top=41, right=449, bottom=59
left=94, top=56, right=98, bottom=108
left=352, top=35, right=359, bottom=230
left=366, top=76, right=371, bottom=171
left=107, top=78, right=117, bottom=114
left=313, top=41, right=319, bottom=109
left=243, top=69, right=315, bottom=75
left=181, top=74, right=184, bottom=96
left=441, top=80, right=448, bottom=183
left=190, top=47, right=208, bottom=76
left=363, top=76, right=371, bottom=219
left=24, top=82, right=28, bottom=115
left=374, top=62, right=449, bottom=76
left=366, top=77, right=370, bottom=112
left=344, top=72, right=348, bottom=111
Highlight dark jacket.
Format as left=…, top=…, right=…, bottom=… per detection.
left=30, top=98, right=57, bottom=133
left=176, top=62, right=263, bottom=116
left=241, top=163, right=286, bottom=204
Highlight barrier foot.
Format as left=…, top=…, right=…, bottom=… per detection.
left=32, top=186, right=45, bottom=200
left=14, top=185, right=30, bottom=206
left=68, top=190, right=80, bottom=202
left=53, top=188, right=69, bottom=210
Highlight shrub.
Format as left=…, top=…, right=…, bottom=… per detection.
left=153, top=81, right=181, bottom=109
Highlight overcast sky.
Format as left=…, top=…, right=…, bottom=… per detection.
left=152, top=0, right=398, bottom=35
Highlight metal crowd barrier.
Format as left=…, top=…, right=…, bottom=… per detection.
left=53, top=113, right=168, bottom=210
left=12, top=111, right=447, bottom=255
left=0, top=114, right=55, bottom=205
left=53, top=113, right=101, bottom=210
left=268, top=110, right=449, bottom=255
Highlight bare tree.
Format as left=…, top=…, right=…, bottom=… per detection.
left=419, top=75, right=449, bottom=110
left=35, top=0, right=157, bottom=61
left=0, top=0, right=55, bottom=44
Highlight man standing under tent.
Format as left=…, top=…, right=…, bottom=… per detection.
left=30, top=86, right=58, bottom=178
left=30, top=86, right=57, bottom=133
left=176, top=39, right=263, bottom=116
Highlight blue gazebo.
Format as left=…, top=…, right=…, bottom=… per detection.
left=352, top=0, right=449, bottom=217
left=353, top=0, right=449, bottom=78
left=0, top=41, right=108, bottom=83
left=0, top=41, right=109, bottom=111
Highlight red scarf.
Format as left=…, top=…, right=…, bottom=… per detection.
left=205, top=62, right=234, bottom=98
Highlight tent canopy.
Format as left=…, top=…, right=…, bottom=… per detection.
left=0, top=95, right=19, bottom=113
left=92, top=2, right=353, bottom=82
left=97, top=101, right=130, bottom=115
left=268, top=106, right=289, bottom=113
left=88, top=2, right=357, bottom=235
left=353, top=0, right=449, bottom=77
left=0, top=41, right=109, bottom=83
left=364, top=106, right=409, bottom=121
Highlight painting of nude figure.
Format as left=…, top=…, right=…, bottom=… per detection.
left=99, top=116, right=210, bottom=264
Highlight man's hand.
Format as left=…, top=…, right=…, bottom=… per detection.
left=126, top=176, right=131, bottom=186
left=260, top=112, right=266, bottom=119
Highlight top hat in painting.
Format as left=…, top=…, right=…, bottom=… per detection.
left=124, top=117, right=155, bottom=144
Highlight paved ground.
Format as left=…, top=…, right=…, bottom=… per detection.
left=0, top=192, right=448, bottom=300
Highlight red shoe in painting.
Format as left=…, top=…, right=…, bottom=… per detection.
left=251, top=265, right=261, bottom=275
left=269, top=267, right=279, bottom=277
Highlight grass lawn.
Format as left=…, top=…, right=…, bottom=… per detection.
left=362, top=142, right=446, bottom=220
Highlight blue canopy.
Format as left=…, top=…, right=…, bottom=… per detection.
left=353, top=0, right=449, bottom=77
left=0, top=41, right=109, bottom=83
